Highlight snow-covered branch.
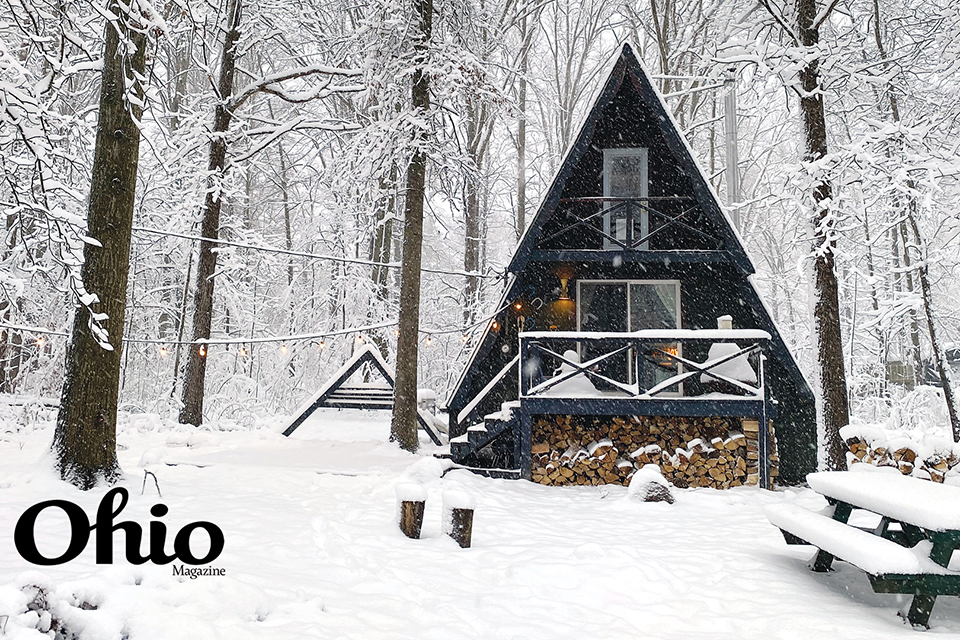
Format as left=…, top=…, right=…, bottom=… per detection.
left=229, top=63, right=362, bottom=111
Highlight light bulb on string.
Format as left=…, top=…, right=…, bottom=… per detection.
left=425, top=336, right=432, bottom=346
left=318, top=340, right=325, bottom=350
left=280, top=344, right=288, bottom=354
left=159, top=347, right=168, bottom=357
left=199, top=346, right=206, bottom=357
left=239, top=347, right=248, bottom=357
left=35, top=336, right=43, bottom=346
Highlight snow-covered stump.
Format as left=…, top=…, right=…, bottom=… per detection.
left=442, top=490, right=475, bottom=548
left=396, top=483, right=427, bottom=539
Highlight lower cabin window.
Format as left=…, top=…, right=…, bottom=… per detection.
left=577, top=280, right=681, bottom=392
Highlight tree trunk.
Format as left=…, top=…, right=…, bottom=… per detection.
left=796, top=0, right=849, bottom=470
left=898, top=220, right=923, bottom=384
left=463, top=156, right=481, bottom=325
left=369, top=166, right=396, bottom=359
left=53, top=4, right=148, bottom=489
left=905, top=208, right=960, bottom=441
left=170, top=246, right=194, bottom=398
left=278, top=146, right=295, bottom=288
left=390, top=0, right=432, bottom=452
left=0, top=213, right=24, bottom=393
left=179, top=0, right=242, bottom=426
left=516, top=16, right=527, bottom=242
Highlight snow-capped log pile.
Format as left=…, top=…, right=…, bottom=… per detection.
left=530, top=415, right=777, bottom=488
left=842, top=424, right=960, bottom=484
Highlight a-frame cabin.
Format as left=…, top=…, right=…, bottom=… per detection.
left=447, top=44, right=816, bottom=487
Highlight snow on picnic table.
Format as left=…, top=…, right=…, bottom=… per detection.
left=2, top=407, right=960, bottom=639
left=808, top=468, right=960, bottom=532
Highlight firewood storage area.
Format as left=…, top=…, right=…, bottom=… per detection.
left=510, top=330, right=779, bottom=488
left=530, top=415, right=778, bottom=488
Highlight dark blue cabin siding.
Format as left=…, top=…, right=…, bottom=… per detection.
left=536, top=80, right=723, bottom=253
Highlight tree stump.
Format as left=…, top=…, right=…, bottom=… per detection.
left=396, top=483, right=426, bottom=539
left=442, top=490, right=475, bottom=548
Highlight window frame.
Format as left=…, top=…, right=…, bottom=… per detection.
left=576, top=279, right=683, bottom=393
left=602, top=148, right=649, bottom=250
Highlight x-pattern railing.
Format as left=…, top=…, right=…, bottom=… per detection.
left=525, top=343, right=638, bottom=397
left=536, top=197, right=723, bottom=251
left=644, top=343, right=763, bottom=397
left=519, top=331, right=768, bottom=400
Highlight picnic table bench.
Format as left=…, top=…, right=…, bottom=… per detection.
left=766, top=470, right=960, bottom=627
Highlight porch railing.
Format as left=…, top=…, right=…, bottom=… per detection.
left=518, top=329, right=770, bottom=401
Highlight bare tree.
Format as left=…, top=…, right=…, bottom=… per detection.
left=756, top=0, right=850, bottom=470
left=178, top=0, right=361, bottom=425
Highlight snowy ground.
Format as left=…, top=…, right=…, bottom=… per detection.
left=3, top=406, right=960, bottom=639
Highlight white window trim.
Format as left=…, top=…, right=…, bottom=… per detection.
left=602, top=148, right=649, bottom=251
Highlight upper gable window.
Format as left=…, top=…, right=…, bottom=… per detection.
left=603, top=148, right=648, bottom=250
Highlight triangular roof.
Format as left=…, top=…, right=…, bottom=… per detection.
left=509, top=42, right=755, bottom=275
left=282, top=344, right=442, bottom=444
left=448, top=43, right=813, bottom=413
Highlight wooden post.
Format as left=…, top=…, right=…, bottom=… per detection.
left=443, top=490, right=475, bottom=548
left=396, top=483, right=426, bottom=539
left=759, top=351, right=771, bottom=490
left=520, top=411, right=532, bottom=480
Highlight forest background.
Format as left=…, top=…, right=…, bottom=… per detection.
left=1, top=0, right=958, bottom=448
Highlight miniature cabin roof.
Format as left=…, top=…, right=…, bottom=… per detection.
left=282, top=344, right=443, bottom=444
left=448, top=43, right=814, bottom=412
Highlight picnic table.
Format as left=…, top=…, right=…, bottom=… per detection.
left=766, top=470, right=960, bottom=628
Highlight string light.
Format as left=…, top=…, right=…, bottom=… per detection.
left=491, top=321, right=499, bottom=330
left=280, top=344, right=287, bottom=354
left=159, top=347, right=168, bottom=356
left=318, top=340, right=325, bottom=350
left=198, top=346, right=206, bottom=357
left=461, top=335, right=469, bottom=343
left=515, top=303, right=522, bottom=311
left=239, top=347, right=248, bottom=357
left=0, top=305, right=514, bottom=348
left=425, top=336, right=432, bottom=346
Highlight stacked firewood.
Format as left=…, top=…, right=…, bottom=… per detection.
left=846, top=437, right=959, bottom=483
left=530, top=415, right=757, bottom=489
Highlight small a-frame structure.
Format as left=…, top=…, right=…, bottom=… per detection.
left=281, top=345, right=443, bottom=445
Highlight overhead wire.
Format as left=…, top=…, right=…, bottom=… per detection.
left=132, top=226, right=500, bottom=279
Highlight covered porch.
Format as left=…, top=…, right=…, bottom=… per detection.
left=452, top=329, right=776, bottom=488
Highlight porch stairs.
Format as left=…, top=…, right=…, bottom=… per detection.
left=447, top=403, right=521, bottom=478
